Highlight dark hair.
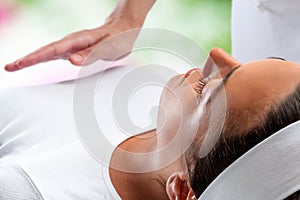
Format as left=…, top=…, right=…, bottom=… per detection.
left=186, top=83, right=300, bottom=199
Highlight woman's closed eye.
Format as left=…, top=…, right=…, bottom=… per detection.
left=194, top=72, right=219, bottom=95
left=194, top=79, right=206, bottom=95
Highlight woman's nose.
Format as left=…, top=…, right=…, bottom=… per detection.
left=203, top=48, right=240, bottom=78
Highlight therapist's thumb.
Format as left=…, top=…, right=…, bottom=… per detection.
left=69, top=45, right=96, bottom=66
left=69, top=54, right=84, bottom=66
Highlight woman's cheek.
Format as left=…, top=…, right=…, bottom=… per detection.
left=157, top=87, right=182, bottom=135
left=157, top=86, right=200, bottom=147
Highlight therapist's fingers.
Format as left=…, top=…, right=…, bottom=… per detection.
left=70, top=29, right=138, bottom=66
left=5, top=41, right=71, bottom=71
left=5, top=17, right=141, bottom=72
left=69, top=41, right=131, bottom=66
left=69, top=44, right=99, bottom=66
left=4, top=28, right=107, bottom=72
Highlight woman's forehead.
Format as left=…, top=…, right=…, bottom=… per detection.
left=224, top=59, right=300, bottom=109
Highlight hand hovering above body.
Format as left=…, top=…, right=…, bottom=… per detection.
left=5, top=0, right=156, bottom=72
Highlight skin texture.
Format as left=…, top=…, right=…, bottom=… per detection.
left=4, top=0, right=156, bottom=71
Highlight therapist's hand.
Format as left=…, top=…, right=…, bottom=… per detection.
left=5, top=0, right=156, bottom=72
left=4, top=17, right=141, bottom=72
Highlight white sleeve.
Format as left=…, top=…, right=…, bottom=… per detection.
left=231, top=0, right=300, bottom=63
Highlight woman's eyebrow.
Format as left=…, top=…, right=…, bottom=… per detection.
left=267, top=57, right=286, bottom=61
left=223, top=66, right=240, bottom=84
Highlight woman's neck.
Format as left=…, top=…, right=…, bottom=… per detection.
left=109, top=129, right=181, bottom=199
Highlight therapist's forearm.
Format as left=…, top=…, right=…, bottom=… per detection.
left=106, top=0, right=156, bottom=27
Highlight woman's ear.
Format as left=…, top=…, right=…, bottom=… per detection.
left=166, top=172, right=197, bottom=200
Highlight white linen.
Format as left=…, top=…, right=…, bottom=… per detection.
left=0, top=65, right=165, bottom=199
left=0, top=164, right=43, bottom=200
left=199, top=121, right=300, bottom=200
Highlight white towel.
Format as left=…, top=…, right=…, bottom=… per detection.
left=199, top=121, right=300, bottom=200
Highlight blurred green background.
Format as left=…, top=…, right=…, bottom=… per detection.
left=0, top=0, right=232, bottom=70
left=149, top=0, right=232, bottom=53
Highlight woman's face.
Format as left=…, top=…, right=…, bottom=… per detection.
left=157, top=48, right=300, bottom=150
